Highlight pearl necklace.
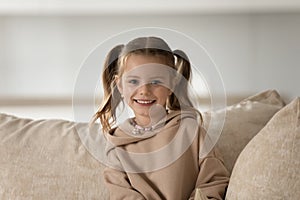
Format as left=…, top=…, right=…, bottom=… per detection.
left=129, top=119, right=154, bottom=135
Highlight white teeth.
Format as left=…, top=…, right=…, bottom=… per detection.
left=136, top=100, right=154, bottom=104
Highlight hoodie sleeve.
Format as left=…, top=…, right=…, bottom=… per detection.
left=190, top=154, right=229, bottom=199
left=103, top=167, right=146, bottom=200
left=189, top=128, right=230, bottom=200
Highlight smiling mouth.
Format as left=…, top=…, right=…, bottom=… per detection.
left=134, top=99, right=156, bottom=105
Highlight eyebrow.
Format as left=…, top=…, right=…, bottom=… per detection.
left=125, top=75, right=140, bottom=79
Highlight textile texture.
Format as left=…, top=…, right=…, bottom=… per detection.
left=203, top=90, right=285, bottom=173
left=226, top=98, right=300, bottom=199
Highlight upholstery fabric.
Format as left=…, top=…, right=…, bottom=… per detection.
left=203, top=90, right=285, bottom=173
left=226, top=98, right=300, bottom=200
left=0, top=114, right=108, bottom=199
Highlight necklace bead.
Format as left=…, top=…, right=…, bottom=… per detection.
left=130, top=119, right=153, bottom=135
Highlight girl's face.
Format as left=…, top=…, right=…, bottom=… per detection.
left=117, top=54, right=173, bottom=126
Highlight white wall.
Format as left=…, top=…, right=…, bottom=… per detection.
left=1, top=13, right=300, bottom=119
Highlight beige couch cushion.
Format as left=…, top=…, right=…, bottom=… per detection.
left=203, top=90, right=285, bottom=173
left=0, top=114, right=108, bottom=199
left=226, top=97, right=300, bottom=200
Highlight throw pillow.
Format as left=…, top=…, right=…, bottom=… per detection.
left=226, top=97, right=300, bottom=199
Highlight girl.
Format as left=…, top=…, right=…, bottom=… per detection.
left=92, top=37, right=229, bottom=200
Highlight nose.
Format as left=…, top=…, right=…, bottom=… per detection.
left=138, top=83, right=151, bottom=95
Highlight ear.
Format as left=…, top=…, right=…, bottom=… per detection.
left=167, top=88, right=172, bottom=96
left=169, top=76, right=179, bottom=95
left=115, top=75, right=123, bottom=95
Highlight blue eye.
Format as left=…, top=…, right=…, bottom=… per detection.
left=128, top=79, right=139, bottom=85
left=150, top=80, right=162, bottom=85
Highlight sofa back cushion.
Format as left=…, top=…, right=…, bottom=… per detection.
left=0, top=114, right=108, bottom=199
left=203, top=90, right=285, bottom=173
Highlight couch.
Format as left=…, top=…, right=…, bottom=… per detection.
left=0, top=90, right=299, bottom=199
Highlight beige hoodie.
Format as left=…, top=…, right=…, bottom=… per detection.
left=103, top=110, right=229, bottom=200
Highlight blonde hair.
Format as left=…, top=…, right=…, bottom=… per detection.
left=92, top=37, right=201, bottom=132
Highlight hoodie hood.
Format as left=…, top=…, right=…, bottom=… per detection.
left=104, top=109, right=199, bottom=147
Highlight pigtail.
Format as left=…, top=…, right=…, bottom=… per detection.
left=169, top=49, right=203, bottom=123
left=92, top=44, right=124, bottom=132
left=168, top=49, right=193, bottom=109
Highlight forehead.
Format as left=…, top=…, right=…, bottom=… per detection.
left=124, top=54, right=170, bottom=72
left=123, top=55, right=174, bottom=79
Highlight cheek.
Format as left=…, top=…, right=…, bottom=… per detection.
left=156, top=88, right=171, bottom=100
left=121, top=81, right=134, bottom=96
left=122, top=86, right=137, bottom=102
